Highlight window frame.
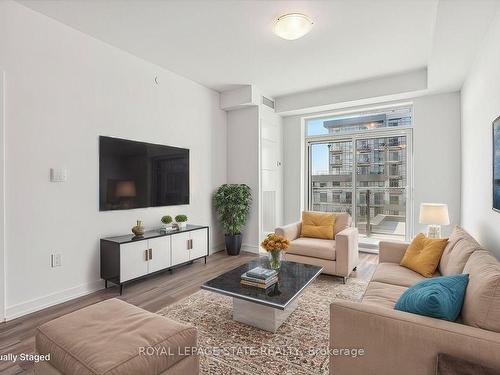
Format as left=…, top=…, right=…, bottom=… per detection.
left=304, top=104, right=414, bottom=243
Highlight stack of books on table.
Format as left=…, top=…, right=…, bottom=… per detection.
left=240, top=267, right=278, bottom=289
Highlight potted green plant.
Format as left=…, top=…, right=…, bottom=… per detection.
left=160, top=215, right=173, bottom=231
left=214, top=184, right=252, bottom=255
left=175, top=214, right=188, bottom=230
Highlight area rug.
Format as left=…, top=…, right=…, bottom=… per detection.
left=157, top=276, right=368, bottom=374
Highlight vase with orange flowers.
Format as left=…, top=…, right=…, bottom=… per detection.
left=260, top=233, right=290, bottom=270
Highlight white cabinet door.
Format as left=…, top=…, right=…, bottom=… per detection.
left=171, top=232, right=190, bottom=266
left=120, top=241, right=149, bottom=283
left=190, top=228, right=208, bottom=260
left=148, top=237, right=171, bottom=273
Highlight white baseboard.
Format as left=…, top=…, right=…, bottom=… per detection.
left=242, top=243, right=260, bottom=254
left=210, top=243, right=225, bottom=254
left=5, top=279, right=103, bottom=321
left=4, top=243, right=247, bottom=321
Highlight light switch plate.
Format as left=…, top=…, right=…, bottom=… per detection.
left=51, top=253, right=62, bottom=267
left=50, top=168, right=67, bottom=182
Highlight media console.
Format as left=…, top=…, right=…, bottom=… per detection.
left=100, top=224, right=209, bottom=294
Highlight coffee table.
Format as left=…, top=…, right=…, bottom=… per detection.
left=202, top=259, right=323, bottom=332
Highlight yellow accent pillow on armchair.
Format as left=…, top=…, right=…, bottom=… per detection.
left=301, top=211, right=336, bottom=240
left=400, top=233, right=448, bottom=277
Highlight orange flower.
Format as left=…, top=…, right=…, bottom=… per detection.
left=260, top=233, right=290, bottom=252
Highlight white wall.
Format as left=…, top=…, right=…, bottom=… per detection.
left=282, top=116, right=304, bottom=225
left=461, top=8, right=500, bottom=257
left=275, top=68, right=428, bottom=116
left=412, top=93, right=461, bottom=236
left=0, top=69, right=5, bottom=321
left=282, top=92, right=462, bottom=238
left=0, top=1, right=227, bottom=319
left=226, top=106, right=260, bottom=250
left=259, top=104, right=284, bottom=246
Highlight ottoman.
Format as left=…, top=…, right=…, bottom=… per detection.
left=34, top=298, right=198, bottom=375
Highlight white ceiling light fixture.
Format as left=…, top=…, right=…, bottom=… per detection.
left=273, top=13, right=314, bottom=40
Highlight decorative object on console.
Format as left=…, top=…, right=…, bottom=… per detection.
left=160, top=215, right=173, bottom=231
left=131, top=220, right=145, bottom=236
left=400, top=233, right=448, bottom=277
left=174, top=214, right=188, bottom=229
left=261, top=233, right=290, bottom=270
left=395, top=274, right=469, bottom=321
left=493, top=116, right=500, bottom=212
left=214, top=184, right=252, bottom=256
left=419, top=203, right=450, bottom=238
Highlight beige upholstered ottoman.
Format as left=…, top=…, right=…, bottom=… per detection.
left=34, top=298, right=198, bottom=375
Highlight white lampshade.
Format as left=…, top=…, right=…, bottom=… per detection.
left=419, top=203, right=450, bottom=225
left=273, top=13, right=314, bottom=40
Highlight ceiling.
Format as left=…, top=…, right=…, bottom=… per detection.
left=18, top=0, right=500, bottom=98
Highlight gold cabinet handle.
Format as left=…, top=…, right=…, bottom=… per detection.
left=144, top=249, right=149, bottom=261
left=149, top=248, right=152, bottom=260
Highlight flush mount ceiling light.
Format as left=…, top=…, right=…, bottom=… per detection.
left=273, top=13, right=314, bottom=40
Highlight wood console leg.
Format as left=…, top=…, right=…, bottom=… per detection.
left=105, top=280, right=108, bottom=289
left=204, top=256, right=207, bottom=264
left=120, top=284, right=123, bottom=295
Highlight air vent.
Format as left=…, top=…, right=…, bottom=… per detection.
left=262, top=96, right=275, bottom=109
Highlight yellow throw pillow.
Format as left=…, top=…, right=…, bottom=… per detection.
left=301, top=211, right=335, bottom=240
left=400, top=233, right=448, bottom=277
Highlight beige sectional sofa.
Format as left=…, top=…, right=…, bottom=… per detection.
left=35, top=299, right=198, bottom=375
left=330, top=226, right=500, bottom=375
left=276, top=213, right=359, bottom=282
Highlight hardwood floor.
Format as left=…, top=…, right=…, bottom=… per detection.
left=0, top=251, right=377, bottom=374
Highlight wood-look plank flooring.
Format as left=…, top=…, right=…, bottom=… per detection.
left=0, top=251, right=378, bottom=374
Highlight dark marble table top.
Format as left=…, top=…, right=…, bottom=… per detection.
left=202, top=258, right=323, bottom=310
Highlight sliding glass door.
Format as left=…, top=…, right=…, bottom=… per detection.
left=354, top=135, right=409, bottom=241
left=306, top=107, right=413, bottom=243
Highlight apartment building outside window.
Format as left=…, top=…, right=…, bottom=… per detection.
left=306, top=106, right=413, bottom=242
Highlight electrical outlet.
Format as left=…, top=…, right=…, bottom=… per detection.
left=51, top=253, right=62, bottom=267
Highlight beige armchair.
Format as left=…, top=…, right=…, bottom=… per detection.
left=275, top=213, right=359, bottom=283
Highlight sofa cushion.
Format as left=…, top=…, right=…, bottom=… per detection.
left=462, top=250, right=500, bottom=332
left=301, top=211, right=335, bottom=240
left=400, top=233, right=448, bottom=277
left=333, top=212, right=352, bottom=236
left=395, top=274, right=469, bottom=321
left=287, top=237, right=335, bottom=260
left=362, top=281, right=407, bottom=309
left=36, top=298, right=197, bottom=375
left=439, top=225, right=482, bottom=275
left=372, top=262, right=441, bottom=287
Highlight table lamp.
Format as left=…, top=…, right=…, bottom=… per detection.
left=419, top=203, right=450, bottom=239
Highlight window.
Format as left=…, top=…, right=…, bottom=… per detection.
left=307, top=105, right=412, bottom=242
left=390, top=194, right=399, bottom=205
left=306, top=106, right=412, bottom=137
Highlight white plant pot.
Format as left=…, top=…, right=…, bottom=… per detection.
left=177, top=222, right=187, bottom=230
left=160, top=223, right=173, bottom=231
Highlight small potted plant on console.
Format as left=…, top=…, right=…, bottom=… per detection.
left=160, top=215, right=173, bottom=232
left=175, top=214, right=188, bottom=230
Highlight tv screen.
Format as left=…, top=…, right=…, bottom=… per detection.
left=99, top=136, right=189, bottom=211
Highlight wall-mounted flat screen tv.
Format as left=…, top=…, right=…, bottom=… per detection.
left=99, top=136, right=189, bottom=211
